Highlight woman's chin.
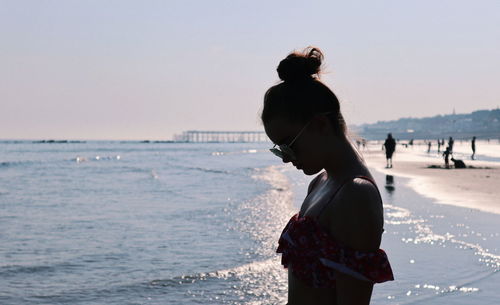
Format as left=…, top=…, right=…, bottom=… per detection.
left=300, top=167, right=321, bottom=176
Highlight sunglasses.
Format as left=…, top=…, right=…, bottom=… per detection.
left=269, top=121, right=311, bottom=160
left=269, top=112, right=333, bottom=160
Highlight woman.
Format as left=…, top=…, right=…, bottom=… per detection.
left=261, top=47, right=393, bottom=305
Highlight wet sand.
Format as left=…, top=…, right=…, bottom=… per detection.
left=362, top=147, right=500, bottom=215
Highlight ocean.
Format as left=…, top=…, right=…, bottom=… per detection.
left=1, top=141, right=499, bottom=305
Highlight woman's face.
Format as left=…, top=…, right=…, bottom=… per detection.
left=264, top=116, right=326, bottom=175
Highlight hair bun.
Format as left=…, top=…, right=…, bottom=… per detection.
left=277, top=47, right=323, bottom=82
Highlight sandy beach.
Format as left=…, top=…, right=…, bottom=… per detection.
left=362, top=142, right=500, bottom=215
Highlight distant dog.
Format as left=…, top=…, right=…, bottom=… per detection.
left=451, top=157, right=466, bottom=168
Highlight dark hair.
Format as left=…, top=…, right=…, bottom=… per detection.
left=261, top=47, right=346, bottom=137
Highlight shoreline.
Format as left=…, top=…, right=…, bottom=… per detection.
left=363, top=148, right=500, bottom=215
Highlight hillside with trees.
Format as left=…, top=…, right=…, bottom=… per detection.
left=352, top=109, right=500, bottom=140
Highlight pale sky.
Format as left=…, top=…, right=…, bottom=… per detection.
left=1, top=0, right=499, bottom=140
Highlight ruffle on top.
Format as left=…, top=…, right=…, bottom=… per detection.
left=277, top=213, right=394, bottom=288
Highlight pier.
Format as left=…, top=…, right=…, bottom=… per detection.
left=174, top=131, right=269, bottom=143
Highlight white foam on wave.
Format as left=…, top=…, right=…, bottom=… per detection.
left=211, top=149, right=269, bottom=156
left=73, top=155, right=121, bottom=163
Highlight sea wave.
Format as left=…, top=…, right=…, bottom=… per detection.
left=0, top=262, right=83, bottom=277
left=0, top=160, right=38, bottom=168
left=146, top=258, right=287, bottom=304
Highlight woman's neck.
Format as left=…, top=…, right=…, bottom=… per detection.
left=323, top=138, right=367, bottom=181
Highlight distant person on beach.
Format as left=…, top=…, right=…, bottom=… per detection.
left=448, top=137, right=454, bottom=154
left=262, top=47, right=393, bottom=305
left=471, top=136, right=476, bottom=160
left=443, top=146, right=451, bottom=168
left=383, top=133, right=396, bottom=168
left=427, top=141, right=431, bottom=153
left=437, top=139, right=441, bottom=153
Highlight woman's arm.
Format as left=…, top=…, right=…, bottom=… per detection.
left=327, top=178, right=384, bottom=305
left=336, top=272, right=374, bottom=305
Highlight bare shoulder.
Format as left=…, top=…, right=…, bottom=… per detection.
left=339, top=177, right=382, bottom=210
left=324, top=177, right=384, bottom=251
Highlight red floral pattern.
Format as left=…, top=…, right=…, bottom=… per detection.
left=277, top=213, right=394, bottom=288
